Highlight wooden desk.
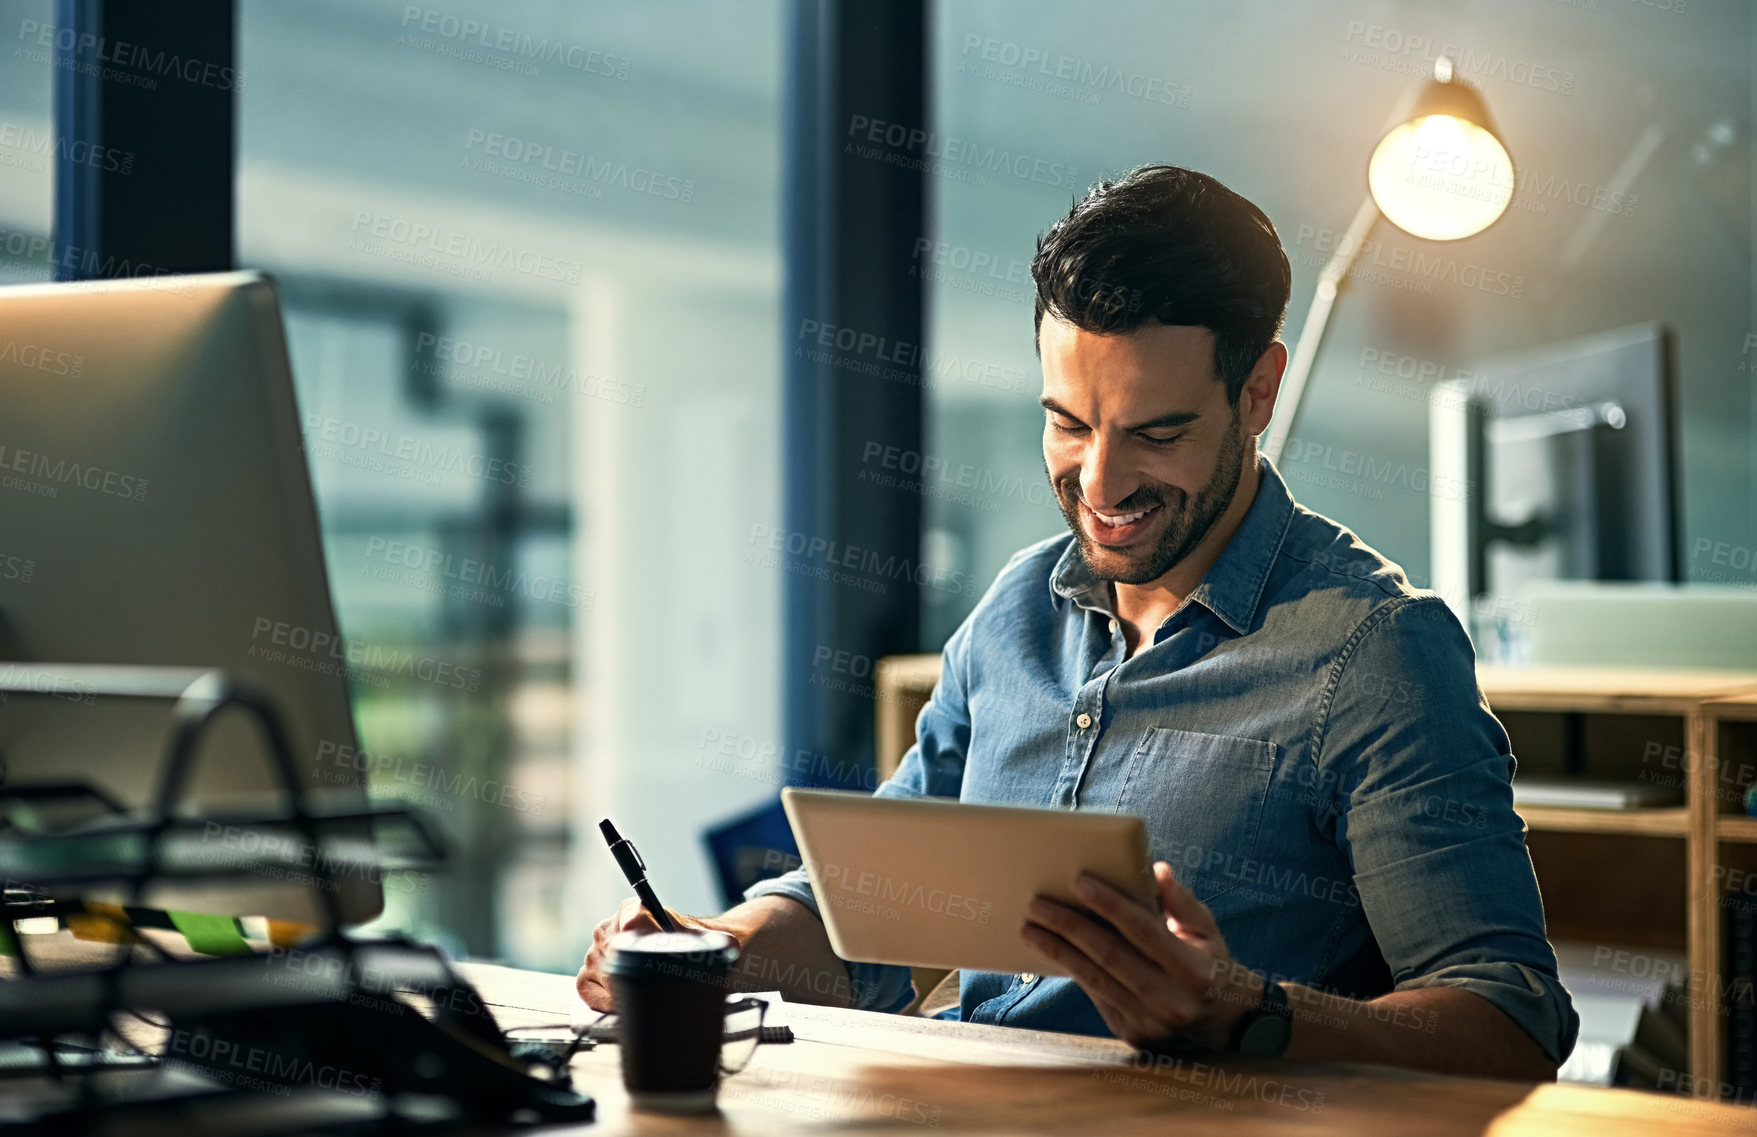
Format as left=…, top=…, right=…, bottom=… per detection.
left=459, top=961, right=1756, bottom=1136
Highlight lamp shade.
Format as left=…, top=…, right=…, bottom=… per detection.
left=1367, top=74, right=1514, bottom=241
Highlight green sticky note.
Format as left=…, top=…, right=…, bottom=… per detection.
left=168, top=910, right=252, bottom=957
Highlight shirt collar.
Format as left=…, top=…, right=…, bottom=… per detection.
left=1048, top=455, right=1295, bottom=636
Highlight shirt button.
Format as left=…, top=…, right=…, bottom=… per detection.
left=1020, top=972, right=1037, bottom=984
left=1108, top=618, right=1119, bottom=633
left=1076, top=713, right=1092, bottom=729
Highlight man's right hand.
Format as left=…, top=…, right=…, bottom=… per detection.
left=574, top=894, right=856, bottom=1012
left=575, top=898, right=736, bottom=1011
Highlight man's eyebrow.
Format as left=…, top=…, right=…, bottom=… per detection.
left=1124, top=410, right=1201, bottom=431
left=1038, top=396, right=1200, bottom=432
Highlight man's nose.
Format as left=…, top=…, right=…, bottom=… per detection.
left=1080, top=437, right=1138, bottom=510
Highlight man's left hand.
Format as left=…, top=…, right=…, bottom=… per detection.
left=1021, top=861, right=1260, bottom=1050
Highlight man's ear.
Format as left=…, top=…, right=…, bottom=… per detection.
left=1237, top=341, right=1287, bottom=438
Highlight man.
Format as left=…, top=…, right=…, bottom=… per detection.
left=578, top=164, right=1577, bottom=1078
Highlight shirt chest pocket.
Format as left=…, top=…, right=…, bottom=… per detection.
left=1113, top=727, right=1279, bottom=904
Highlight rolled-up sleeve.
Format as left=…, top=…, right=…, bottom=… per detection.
left=742, top=619, right=975, bottom=1013
left=1318, top=596, right=1579, bottom=1064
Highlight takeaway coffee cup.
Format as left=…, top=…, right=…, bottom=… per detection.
left=608, top=929, right=765, bottom=1114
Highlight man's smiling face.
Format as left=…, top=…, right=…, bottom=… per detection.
left=1039, top=317, right=1246, bottom=587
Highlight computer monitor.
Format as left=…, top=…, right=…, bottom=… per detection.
left=0, top=271, right=380, bottom=925
left=1429, top=322, right=1679, bottom=651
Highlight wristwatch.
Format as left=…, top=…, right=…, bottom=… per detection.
left=1226, top=979, right=1293, bottom=1057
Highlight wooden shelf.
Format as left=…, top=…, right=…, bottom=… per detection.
left=1479, top=664, right=1757, bottom=714
left=1516, top=804, right=1689, bottom=837
left=1719, top=815, right=1757, bottom=844
left=1704, top=692, right=1757, bottom=722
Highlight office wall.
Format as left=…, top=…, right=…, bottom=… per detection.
left=921, top=0, right=1754, bottom=644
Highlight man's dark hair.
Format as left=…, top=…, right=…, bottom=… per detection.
left=1031, top=165, right=1292, bottom=406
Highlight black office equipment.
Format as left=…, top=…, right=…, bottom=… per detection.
left=0, top=667, right=595, bottom=1129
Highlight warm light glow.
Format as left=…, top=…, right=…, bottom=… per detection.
left=1368, top=113, right=1514, bottom=241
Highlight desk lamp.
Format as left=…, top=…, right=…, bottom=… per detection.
left=1261, top=58, right=1514, bottom=462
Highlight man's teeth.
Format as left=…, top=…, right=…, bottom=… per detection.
left=1092, top=506, right=1153, bottom=527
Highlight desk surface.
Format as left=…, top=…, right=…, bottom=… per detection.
left=460, top=961, right=1754, bottom=1136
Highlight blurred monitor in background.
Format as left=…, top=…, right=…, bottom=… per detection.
left=0, top=272, right=380, bottom=926
left=1428, top=322, right=1678, bottom=659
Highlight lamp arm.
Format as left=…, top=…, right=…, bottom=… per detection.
left=1259, top=195, right=1381, bottom=464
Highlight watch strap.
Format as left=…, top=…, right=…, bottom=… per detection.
left=1226, top=977, right=1293, bottom=1055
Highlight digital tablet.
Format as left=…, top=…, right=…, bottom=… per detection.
left=779, top=788, right=1154, bottom=976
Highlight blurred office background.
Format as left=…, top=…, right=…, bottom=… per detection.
left=0, top=0, right=1750, bottom=972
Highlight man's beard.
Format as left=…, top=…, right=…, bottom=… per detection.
left=1049, top=416, right=1245, bottom=586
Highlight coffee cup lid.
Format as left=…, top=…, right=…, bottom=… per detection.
left=608, top=929, right=737, bottom=962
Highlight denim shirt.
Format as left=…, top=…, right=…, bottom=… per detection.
left=748, top=457, right=1579, bottom=1064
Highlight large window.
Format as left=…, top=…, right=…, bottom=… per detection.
left=239, top=0, right=786, bottom=968
left=0, top=0, right=55, bottom=287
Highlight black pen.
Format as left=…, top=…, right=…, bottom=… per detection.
left=599, top=818, right=679, bottom=933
